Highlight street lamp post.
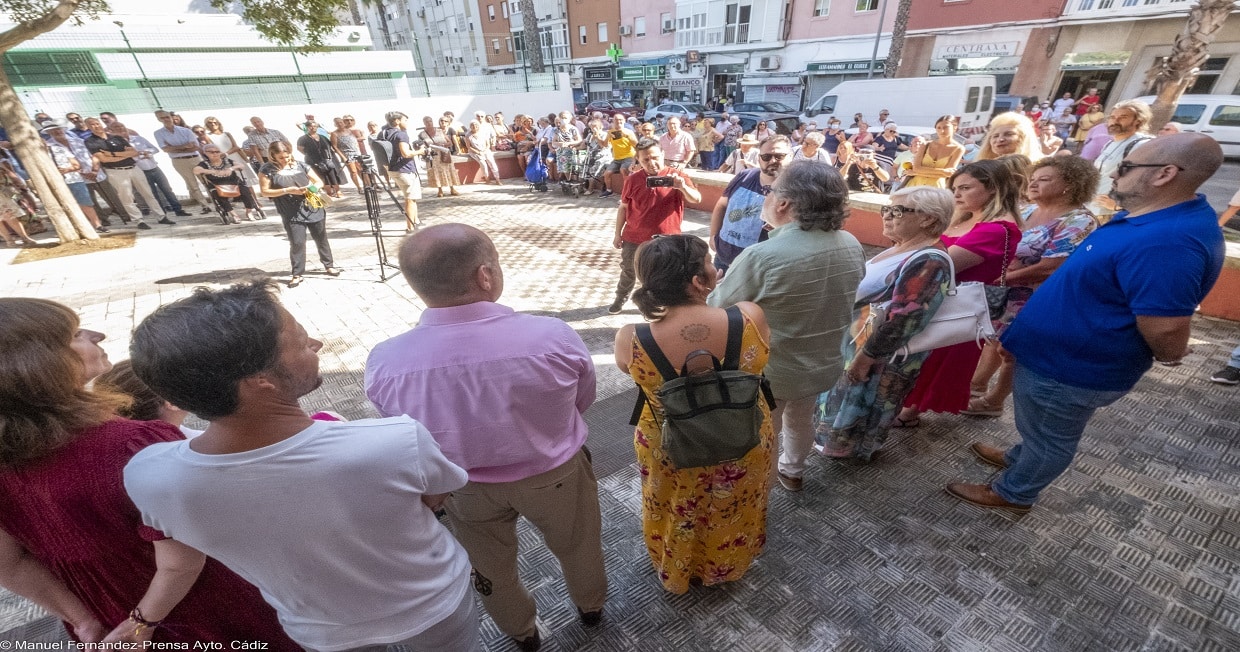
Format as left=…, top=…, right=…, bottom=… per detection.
left=114, top=21, right=162, bottom=108
left=866, top=0, right=891, bottom=80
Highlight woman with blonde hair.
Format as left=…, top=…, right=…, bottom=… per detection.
left=975, top=112, right=1044, bottom=162
left=0, top=299, right=296, bottom=646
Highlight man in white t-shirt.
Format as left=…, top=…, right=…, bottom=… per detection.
left=124, top=280, right=479, bottom=652
left=1092, top=99, right=1152, bottom=216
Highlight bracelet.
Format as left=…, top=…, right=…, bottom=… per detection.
left=128, top=607, right=162, bottom=636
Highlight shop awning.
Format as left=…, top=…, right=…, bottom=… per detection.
left=929, top=55, right=1021, bottom=74
left=740, top=76, right=803, bottom=86
left=1060, top=51, right=1131, bottom=70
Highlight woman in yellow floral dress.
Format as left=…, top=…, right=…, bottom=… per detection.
left=613, top=234, right=774, bottom=594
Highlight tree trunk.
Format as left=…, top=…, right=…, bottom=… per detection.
left=0, top=60, right=95, bottom=242
left=346, top=0, right=364, bottom=26
left=884, top=0, right=912, bottom=79
left=1147, top=0, right=1237, bottom=130
left=519, top=0, right=544, bottom=73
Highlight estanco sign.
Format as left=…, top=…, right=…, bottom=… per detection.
left=933, top=41, right=1020, bottom=59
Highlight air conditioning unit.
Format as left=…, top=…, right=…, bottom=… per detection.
left=757, top=56, right=781, bottom=70
left=662, top=22, right=675, bottom=34
left=673, top=61, right=688, bottom=73
left=619, top=25, right=632, bottom=36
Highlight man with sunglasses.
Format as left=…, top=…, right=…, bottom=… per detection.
left=709, top=136, right=791, bottom=275
left=64, top=113, right=91, bottom=140
left=950, top=133, right=1225, bottom=512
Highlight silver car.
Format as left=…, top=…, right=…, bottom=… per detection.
left=643, top=102, right=720, bottom=122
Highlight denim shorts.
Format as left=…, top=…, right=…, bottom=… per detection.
left=67, top=182, right=94, bottom=207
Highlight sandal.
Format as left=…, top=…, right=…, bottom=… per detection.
left=961, top=397, right=1004, bottom=417
left=287, top=276, right=304, bottom=288
left=891, top=416, right=921, bottom=428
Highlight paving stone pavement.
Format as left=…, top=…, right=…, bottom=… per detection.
left=2, top=185, right=1239, bottom=651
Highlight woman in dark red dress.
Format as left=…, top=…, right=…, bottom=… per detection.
left=894, top=160, right=1022, bottom=427
left=0, top=298, right=296, bottom=647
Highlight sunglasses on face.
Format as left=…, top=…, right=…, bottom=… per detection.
left=879, top=205, right=919, bottom=219
left=759, top=153, right=786, bottom=162
left=1115, top=161, right=1184, bottom=177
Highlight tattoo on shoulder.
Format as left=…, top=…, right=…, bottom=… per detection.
left=680, top=323, right=710, bottom=343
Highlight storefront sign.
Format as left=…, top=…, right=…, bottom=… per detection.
left=766, top=85, right=799, bottom=94
left=617, top=67, right=646, bottom=81
left=669, top=78, right=701, bottom=88
left=807, top=59, right=883, bottom=73
left=1060, top=51, right=1131, bottom=70
left=619, top=80, right=668, bottom=89
left=933, top=41, right=1019, bottom=59
left=584, top=67, right=613, bottom=81
left=645, top=65, right=666, bottom=80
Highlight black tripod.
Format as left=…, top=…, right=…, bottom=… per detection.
left=358, top=154, right=409, bottom=282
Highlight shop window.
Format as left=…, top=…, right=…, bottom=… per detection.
left=814, top=0, right=830, bottom=16
left=855, top=0, right=879, bottom=11
left=1209, top=105, right=1240, bottom=127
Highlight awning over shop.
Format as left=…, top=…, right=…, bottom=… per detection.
left=740, top=76, right=803, bottom=86
left=929, top=55, right=1021, bottom=74
left=1060, top=51, right=1132, bottom=70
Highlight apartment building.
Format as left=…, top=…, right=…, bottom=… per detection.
left=363, top=0, right=490, bottom=76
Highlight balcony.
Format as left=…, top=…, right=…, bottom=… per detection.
left=1062, top=0, right=1195, bottom=19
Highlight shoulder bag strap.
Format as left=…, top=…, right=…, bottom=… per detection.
left=723, top=305, right=744, bottom=371
left=996, top=224, right=1010, bottom=288
left=913, top=248, right=958, bottom=292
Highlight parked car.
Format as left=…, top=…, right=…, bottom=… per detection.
left=736, top=115, right=799, bottom=136
left=730, top=102, right=801, bottom=123
left=583, top=100, right=642, bottom=119
left=801, top=75, right=997, bottom=139
left=1134, top=94, right=1240, bottom=157
left=643, top=102, right=721, bottom=122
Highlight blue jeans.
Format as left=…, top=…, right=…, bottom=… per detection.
left=143, top=167, right=183, bottom=213
left=1229, top=343, right=1240, bottom=368
left=992, top=363, right=1126, bottom=505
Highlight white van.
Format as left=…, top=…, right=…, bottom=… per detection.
left=800, top=76, right=997, bottom=137
left=1134, top=94, right=1240, bottom=157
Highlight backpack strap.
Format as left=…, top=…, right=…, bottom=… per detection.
left=722, top=305, right=744, bottom=371
left=634, top=324, right=680, bottom=380
left=630, top=325, right=679, bottom=427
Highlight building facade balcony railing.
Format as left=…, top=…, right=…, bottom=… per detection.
left=1062, top=0, right=1194, bottom=19
left=675, top=25, right=770, bottom=49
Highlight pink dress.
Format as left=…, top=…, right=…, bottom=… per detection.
left=902, top=220, right=1020, bottom=413
left=0, top=419, right=297, bottom=648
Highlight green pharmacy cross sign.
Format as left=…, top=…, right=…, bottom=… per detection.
left=606, top=43, right=624, bottom=64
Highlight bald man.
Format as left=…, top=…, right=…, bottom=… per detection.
left=364, top=225, right=606, bottom=651
left=949, top=133, right=1226, bottom=512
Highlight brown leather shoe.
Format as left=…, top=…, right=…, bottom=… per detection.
left=969, top=442, right=1009, bottom=468
left=945, top=482, right=1031, bottom=513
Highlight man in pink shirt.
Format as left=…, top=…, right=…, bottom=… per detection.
left=364, top=224, right=605, bottom=652
left=657, top=116, right=697, bottom=168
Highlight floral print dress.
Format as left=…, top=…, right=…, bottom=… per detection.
left=814, top=249, right=952, bottom=460
left=627, top=311, right=774, bottom=594
left=995, top=206, right=1098, bottom=331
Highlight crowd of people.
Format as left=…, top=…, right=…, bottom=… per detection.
left=0, top=88, right=1234, bottom=651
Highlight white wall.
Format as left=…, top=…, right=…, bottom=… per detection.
left=102, top=80, right=573, bottom=199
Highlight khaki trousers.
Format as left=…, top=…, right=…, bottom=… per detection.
left=446, top=448, right=607, bottom=640
left=169, top=155, right=210, bottom=205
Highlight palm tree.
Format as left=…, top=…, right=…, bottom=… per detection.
left=519, top=0, right=544, bottom=73
left=1145, top=0, right=1238, bottom=130
left=883, top=0, right=912, bottom=79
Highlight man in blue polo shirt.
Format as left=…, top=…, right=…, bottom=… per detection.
left=947, top=133, right=1225, bottom=512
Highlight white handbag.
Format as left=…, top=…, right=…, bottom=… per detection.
left=864, top=249, right=994, bottom=359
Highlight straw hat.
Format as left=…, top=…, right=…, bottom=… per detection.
left=737, top=134, right=759, bottom=146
